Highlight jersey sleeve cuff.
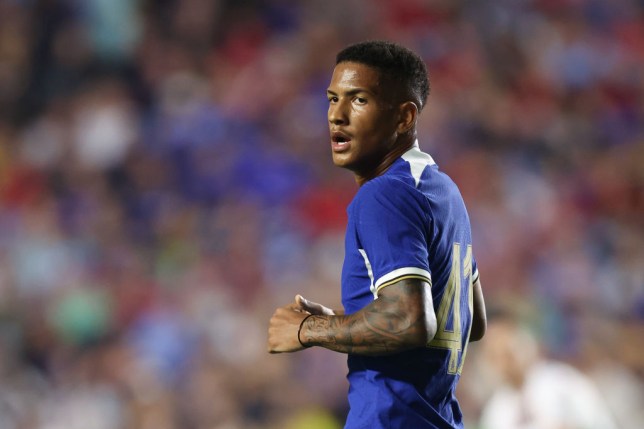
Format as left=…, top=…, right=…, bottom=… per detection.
left=374, top=267, right=432, bottom=296
left=472, top=269, right=480, bottom=284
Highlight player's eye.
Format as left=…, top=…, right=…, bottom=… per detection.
left=354, top=97, right=367, bottom=105
left=328, top=96, right=338, bottom=103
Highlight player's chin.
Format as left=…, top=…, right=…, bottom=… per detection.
left=331, top=152, right=356, bottom=169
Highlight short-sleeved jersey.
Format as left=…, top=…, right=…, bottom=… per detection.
left=341, top=142, right=479, bottom=429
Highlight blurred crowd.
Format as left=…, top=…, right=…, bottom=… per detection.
left=0, top=0, right=642, bottom=428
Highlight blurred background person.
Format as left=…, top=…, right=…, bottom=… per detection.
left=478, top=314, right=617, bottom=429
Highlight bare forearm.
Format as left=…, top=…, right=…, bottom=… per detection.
left=300, top=313, right=424, bottom=355
left=299, top=280, right=435, bottom=355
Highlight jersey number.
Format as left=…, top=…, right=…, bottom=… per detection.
left=428, top=243, right=473, bottom=375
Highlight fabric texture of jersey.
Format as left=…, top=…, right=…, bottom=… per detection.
left=341, top=142, right=479, bottom=429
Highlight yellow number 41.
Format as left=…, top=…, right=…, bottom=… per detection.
left=428, top=243, right=473, bottom=375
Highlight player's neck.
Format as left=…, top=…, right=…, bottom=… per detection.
left=354, top=136, right=416, bottom=187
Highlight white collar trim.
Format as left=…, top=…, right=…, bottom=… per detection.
left=401, top=140, right=435, bottom=187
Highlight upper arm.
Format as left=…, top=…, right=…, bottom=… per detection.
left=354, top=179, right=432, bottom=295
left=374, top=277, right=436, bottom=346
left=470, top=277, right=486, bottom=342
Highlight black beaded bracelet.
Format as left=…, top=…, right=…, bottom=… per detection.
left=298, top=314, right=314, bottom=348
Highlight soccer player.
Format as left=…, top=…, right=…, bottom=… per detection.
left=267, top=40, right=487, bottom=428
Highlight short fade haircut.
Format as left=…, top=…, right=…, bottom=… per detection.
left=336, top=40, right=430, bottom=111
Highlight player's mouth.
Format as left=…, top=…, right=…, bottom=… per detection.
left=331, top=131, right=352, bottom=152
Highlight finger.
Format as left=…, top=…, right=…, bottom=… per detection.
left=298, top=295, right=333, bottom=316
left=295, top=295, right=316, bottom=314
left=267, top=344, right=281, bottom=354
left=296, top=294, right=319, bottom=312
left=295, top=294, right=307, bottom=308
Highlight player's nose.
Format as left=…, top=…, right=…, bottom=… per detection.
left=328, top=101, right=348, bottom=125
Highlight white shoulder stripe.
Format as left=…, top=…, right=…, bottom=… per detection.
left=401, top=140, right=436, bottom=187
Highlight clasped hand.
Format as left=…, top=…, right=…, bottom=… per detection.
left=267, top=295, right=335, bottom=353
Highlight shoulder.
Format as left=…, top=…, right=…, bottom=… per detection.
left=360, top=173, right=410, bottom=193
left=355, top=174, right=426, bottom=207
left=351, top=175, right=430, bottom=222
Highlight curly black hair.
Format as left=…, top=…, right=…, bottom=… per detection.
left=336, top=40, right=430, bottom=111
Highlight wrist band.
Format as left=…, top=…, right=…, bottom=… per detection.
left=298, top=314, right=314, bottom=348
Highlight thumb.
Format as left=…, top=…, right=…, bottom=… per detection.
left=295, top=294, right=309, bottom=310
left=296, top=294, right=317, bottom=313
left=296, top=294, right=333, bottom=316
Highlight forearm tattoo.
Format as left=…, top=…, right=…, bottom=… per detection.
left=300, top=279, right=431, bottom=355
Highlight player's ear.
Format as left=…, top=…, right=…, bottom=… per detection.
left=396, top=101, right=418, bottom=135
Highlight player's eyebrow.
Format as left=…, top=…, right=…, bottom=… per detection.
left=326, top=88, right=376, bottom=97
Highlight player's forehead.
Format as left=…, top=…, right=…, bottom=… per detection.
left=327, top=61, right=385, bottom=95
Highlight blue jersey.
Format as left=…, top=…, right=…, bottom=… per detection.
left=341, top=142, right=479, bottom=429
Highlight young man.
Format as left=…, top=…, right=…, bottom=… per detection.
left=268, top=40, right=486, bottom=428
